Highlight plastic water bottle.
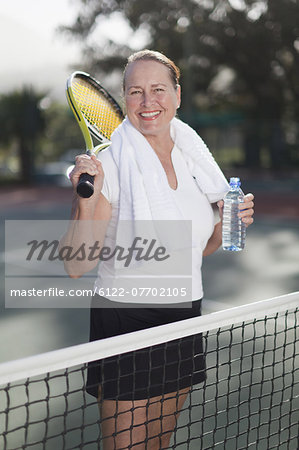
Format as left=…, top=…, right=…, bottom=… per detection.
left=222, top=177, right=246, bottom=251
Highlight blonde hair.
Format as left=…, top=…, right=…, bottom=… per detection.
left=123, top=49, right=180, bottom=90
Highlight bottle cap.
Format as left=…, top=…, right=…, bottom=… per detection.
left=229, top=177, right=241, bottom=187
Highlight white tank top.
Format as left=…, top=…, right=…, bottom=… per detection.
left=94, top=144, right=215, bottom=302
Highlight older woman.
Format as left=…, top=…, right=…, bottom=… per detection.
left=65, top=50, right=254, bottom=449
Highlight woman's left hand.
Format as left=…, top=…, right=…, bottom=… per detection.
left=217, top=193, right=254, bottom=227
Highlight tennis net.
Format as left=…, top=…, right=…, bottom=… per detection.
left=0, top=292, right=298, bottom=449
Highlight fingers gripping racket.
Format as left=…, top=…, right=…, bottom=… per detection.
left=66, top=71, right=124, bottom=198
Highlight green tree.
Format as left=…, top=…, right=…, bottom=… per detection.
left=60, top=0, right=299, bottom=169
left=0, top=87, right=46, bottom=183
left=40, top=102, right=85, bottom=163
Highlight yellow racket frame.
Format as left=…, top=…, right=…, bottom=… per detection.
left=66, top=71, right=124, bottom=154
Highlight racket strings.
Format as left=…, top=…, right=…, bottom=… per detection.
left=72, top=78, right=123, bottom=140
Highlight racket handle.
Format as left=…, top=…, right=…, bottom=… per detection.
left=77, top=173, right=94, bottom=198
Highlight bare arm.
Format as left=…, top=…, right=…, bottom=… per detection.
left=203, top=193, right=255, bottom=257
left=60, top=154, right=112, bottom=278
left=203, top=220, right=222, bottom=257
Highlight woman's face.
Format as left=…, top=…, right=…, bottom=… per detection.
left=124, top=60, right=181, bottom=139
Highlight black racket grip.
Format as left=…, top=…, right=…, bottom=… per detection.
left=76, top=172, right=94, bottom=198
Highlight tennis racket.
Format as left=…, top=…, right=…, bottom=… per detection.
left=66, top=71, right=124, bottom=198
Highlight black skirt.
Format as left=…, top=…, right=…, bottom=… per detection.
left=86, top=296, right=206, bottom=400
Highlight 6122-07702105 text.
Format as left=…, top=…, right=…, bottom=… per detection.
left=94, top=287, right=188, bottom=298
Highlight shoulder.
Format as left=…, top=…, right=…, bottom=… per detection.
left=96, top=146, right=119, bottom=179
left=96, top=146, right=119, bottom=204
left=96, top=146, right=116, bottom=167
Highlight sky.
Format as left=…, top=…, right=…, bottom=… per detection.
left=0, top=0, right=269, bottom=104
left=0, top=0, right=143, bottom=101
left=0, top=0, right=83, bottom=100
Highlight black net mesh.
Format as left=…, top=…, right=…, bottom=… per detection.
left=0, top=307, right=298, bottom=449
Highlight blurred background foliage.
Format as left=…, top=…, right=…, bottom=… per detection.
left=1, top=0, right=299, bottom=184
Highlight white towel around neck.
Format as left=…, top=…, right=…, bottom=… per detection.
left=110, top=116, right=229, bottom=221
left=107, top=117, right=229, bottom=270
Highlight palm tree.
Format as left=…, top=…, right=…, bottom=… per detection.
left=0, top=87, right=46, bottom=183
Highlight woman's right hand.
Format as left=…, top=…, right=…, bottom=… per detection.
left=69, top=154, right=104, bottom=200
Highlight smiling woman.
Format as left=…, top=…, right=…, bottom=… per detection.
left=62, top=49, right=254, bottom=449
left=123, top=50, right=181, bottom=147
left=124, top=59, right=181, bottom=145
